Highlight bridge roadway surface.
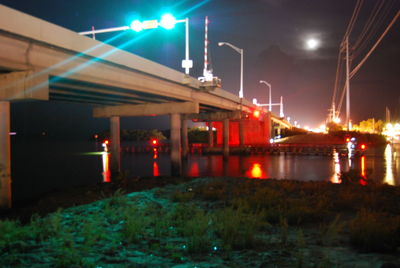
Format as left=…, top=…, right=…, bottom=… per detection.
left=0, top=4, right=291, bottom=208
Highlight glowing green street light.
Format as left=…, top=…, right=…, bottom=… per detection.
left=159, top=13, right=177, bottom=30
left=79, top=13, right=192, bottom=75
left=130, top=19, right=143, bottom=32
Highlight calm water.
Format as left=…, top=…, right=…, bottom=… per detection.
left=11, top=141, right=400, bottom=201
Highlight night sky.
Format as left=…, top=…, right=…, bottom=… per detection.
left=1, top=0, right=399, bottom=138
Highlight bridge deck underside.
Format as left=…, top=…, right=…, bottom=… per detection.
left=49, top=76, right=183, bottom=106
left=49, top=76, right=231, bottom=113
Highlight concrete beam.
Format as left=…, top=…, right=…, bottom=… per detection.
left=0, top=71, right=49, bottom=101
left=93, top=101, right=199, bottom=118
left=183, top=111, right=242, bottom=121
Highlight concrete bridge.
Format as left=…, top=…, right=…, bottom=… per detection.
left=0, top=5, right=291, bottom=208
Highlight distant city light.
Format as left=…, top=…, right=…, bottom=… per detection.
left=333, top=117, right=341, bottom=124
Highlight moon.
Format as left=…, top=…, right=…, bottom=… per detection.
left=305, top=38, right=320, bottom=50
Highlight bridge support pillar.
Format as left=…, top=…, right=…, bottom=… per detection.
left=223, top=118, right=229, bottom=158
left=110, top=116, right=121, bottom=174
left=181, top=118, right=188, bottom=159
left=208, top=121, right=214, bottom=147
left=170, top=113, right=182, bottom=176
left=0, top=101, right=12, bottom=209
left=239, top=119, right=244, bottom=147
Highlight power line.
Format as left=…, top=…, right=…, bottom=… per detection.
left=350, top=10, right=400, bottom=79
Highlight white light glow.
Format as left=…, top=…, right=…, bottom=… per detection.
left=130, top=20, right=143, bottom=32
left=306, top=38, right=319, bottom=50
left=160, top=14, right=176, bottom=30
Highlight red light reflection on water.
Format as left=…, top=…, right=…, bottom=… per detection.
left=187, top=162, right=200, bottom=177
left=359, top=156, right=368, bottom=185
left=102, top=152, right=111, bottom=183
left=247, top=163, right=264, bottom=179
left=153, top=161, right=160, bottom=177
left=361, top=156, right=366, bottom=178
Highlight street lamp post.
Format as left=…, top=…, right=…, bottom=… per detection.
left=218, top=42, right=244, bottom=99
left=79, top=14, right=192, bottom=75
left=259, top=80, right=272, bottom=112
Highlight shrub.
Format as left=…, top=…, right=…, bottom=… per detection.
left=0, top=220, right=31, bottom=250
left=172, top=191, right=195, bottom=203
left=349, top=210, right=400, bottom=252
left=182, top=209, right=211, bottom=253
left=213, top=205, right=266, bottom=250
left=122, top=205, right=149, bottom=243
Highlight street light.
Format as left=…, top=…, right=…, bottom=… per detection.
left=218, top=42, right=244, bottom=99
left=79, top=14, right=192, bottom=75
left=259, top=80, right=272, bottom=112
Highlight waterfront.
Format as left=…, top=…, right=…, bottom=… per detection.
left=11, top=141, right=400, bottom=201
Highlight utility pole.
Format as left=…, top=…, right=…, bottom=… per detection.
left=345, top=36, right=351, bottom=130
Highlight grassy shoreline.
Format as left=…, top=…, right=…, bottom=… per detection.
left=1, top=176, right=400, bottom=267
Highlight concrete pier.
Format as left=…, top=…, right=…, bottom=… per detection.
left=110, top=116, right=121, bottom=174
left=181, top=118, right=188, bottom=159
left=170, top=113, right=182, bottom=176
left=0, top=101, right=11, bottom=208
left=223, top=118, right=230, bottom=158
left=239, top=119, right=244, bottom=147
left=208, top=121, right=214, bottom=147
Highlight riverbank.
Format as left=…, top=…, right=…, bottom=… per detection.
left=1, top=176, right=400, bottom=267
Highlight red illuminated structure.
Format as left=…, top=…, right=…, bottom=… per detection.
left=212, top=112, right=271, bottom=146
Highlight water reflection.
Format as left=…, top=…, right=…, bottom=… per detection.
left=360, top=156, right=366, bottom=178
left=247, top=163, right=264, bottom=179
left=330, top=151, right=341, bottom=184
left=101, top=152, right=111, bottom=183
left=384, top=144, right=394, bottom=185
left=101, top=144, right=399, bottom=186
left=153, top=161, right=160, bottom=177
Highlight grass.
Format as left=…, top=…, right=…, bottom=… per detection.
left=1, top=177, right=400, bottom=266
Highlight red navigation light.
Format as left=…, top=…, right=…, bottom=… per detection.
left=360, top=144, right=366, bottom=150
left=104, top=140, right=109, bottom=145
left=253, top=110, right=260, bottom=119
left=345, top=138, right=350, bottom=142
left=151, top=139, right=158, bottom=146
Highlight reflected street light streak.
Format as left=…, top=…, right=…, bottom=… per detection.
left=384, top=144, right=395, bottom=185
left=331, top=151, right=341, bottom=184
left=102, top=152, right=111, bottom=183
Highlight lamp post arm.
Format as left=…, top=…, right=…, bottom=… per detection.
left=219, top=42, right=242, bottom=54
left=79, top=26, right=130, bottom=35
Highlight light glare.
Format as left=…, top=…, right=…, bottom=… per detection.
left=306, top=38, right=319, bottom=50
left=130, top=20, right=143, bottom=32
left=160, top=14, right=176, bottom=30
